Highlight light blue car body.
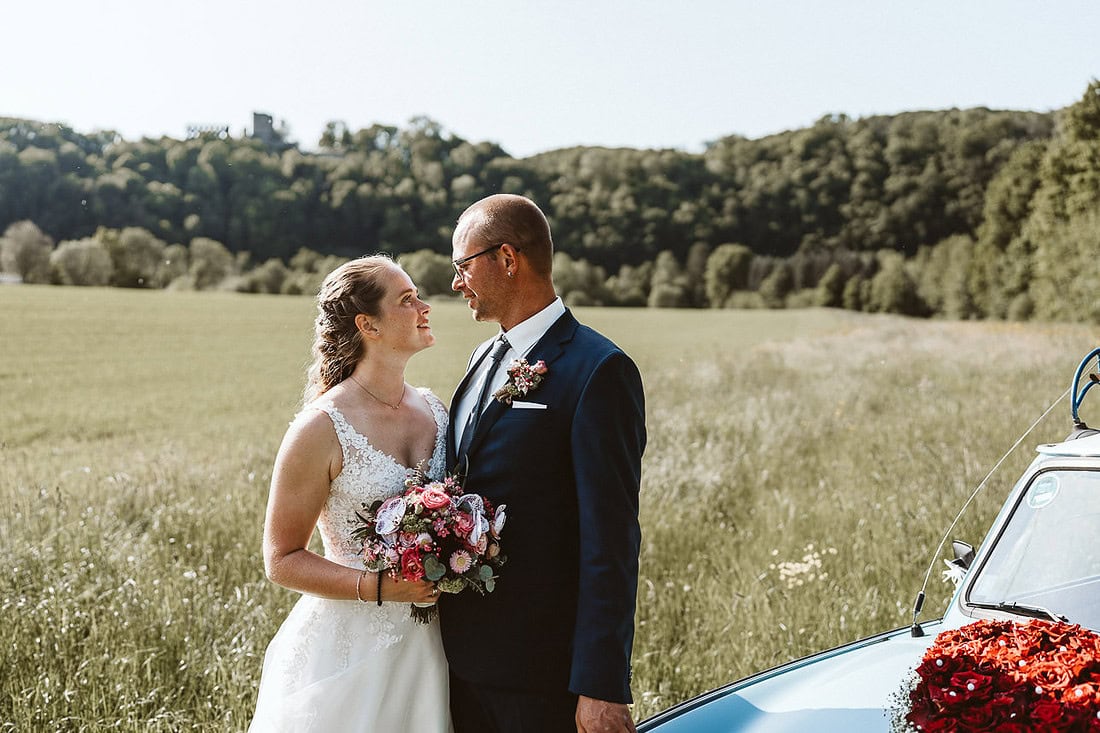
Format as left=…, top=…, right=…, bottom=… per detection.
left=639, top=433, right=1100, bottom=732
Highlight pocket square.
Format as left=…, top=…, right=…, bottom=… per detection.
left=510, top=400, right=547, bottom=410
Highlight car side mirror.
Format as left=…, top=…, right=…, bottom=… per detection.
left=951, top=540, right=975, bottom=570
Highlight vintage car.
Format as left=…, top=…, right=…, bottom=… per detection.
left=639, top=350, right=1100, bottom=732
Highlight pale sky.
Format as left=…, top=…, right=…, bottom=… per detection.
left=3, top=1, right=1098, bottom=158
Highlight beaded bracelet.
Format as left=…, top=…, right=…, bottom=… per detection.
left=376, top=572, right=383, bottom=606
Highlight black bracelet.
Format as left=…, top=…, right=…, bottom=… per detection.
left=376, top=572, right=383, bottom=606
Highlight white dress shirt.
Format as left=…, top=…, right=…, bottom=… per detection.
left=453, top=297, right=566, bottom=448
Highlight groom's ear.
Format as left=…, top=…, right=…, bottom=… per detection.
left=499, top=243, right=520, bottom=273
left=355, top=313, right=381, bottom=340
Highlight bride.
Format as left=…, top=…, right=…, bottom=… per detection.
left=249, top=256, right=452, bottom=732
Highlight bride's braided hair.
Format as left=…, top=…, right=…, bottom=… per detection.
left=304, top=255, right=396, bottom=404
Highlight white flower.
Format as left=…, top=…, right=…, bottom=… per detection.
left=455, top=494, right=489, bottom=544
left=941, top=559, right=965, bottom=586
left=492, top=504, right=507, bottom=538
left=449, top=551, right=473, bottom=574
left=375, top=496, right=407, bottom=534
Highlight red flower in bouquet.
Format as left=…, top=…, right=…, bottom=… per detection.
left=889, top=619, right=1100, bottom=732
left=352, top=464, right=507, bottom=623
left=400, top=547, right=425, bottom=581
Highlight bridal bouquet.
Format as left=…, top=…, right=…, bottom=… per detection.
left=888, top=618, right=1100, bottom=732
left=353, top=466, right=506, bottom=623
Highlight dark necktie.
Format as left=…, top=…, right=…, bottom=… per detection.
left=457, top=336, right=510, bottom=461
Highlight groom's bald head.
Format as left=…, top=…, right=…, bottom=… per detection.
left=454, top=194, right=554, bottom=277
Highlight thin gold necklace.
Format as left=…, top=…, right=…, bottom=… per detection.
left=350, top=376, right=405, bottom=410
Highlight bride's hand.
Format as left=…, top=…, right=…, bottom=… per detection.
left=380, top=575, right=439, bottom=604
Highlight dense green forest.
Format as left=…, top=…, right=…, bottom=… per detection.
left=2, top=80, right=1098, bottom=320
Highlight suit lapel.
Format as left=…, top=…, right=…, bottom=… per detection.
left=463, top=311, right=578, bottom=460
left=447, top=341, right=495, bottom=467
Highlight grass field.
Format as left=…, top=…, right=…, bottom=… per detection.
left=1, top=285, right=1097, bottom=730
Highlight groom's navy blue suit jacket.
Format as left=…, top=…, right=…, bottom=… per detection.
left=441, top=309, right=646, bottom=704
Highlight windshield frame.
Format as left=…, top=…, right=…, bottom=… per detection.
left=960, top=463, right=1100, bottom=629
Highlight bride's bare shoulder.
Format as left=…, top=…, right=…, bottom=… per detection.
left=283, top=400, right=342, bottom=452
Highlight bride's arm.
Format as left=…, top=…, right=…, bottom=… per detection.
left=262, top=410, right=437, bottom=604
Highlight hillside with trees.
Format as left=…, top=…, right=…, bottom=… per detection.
left=2, top=80, right=1098, bottom=320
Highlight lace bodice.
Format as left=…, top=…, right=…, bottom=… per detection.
left=309, top=388, right=448, bottom=567
left=253, top=388, right=451, bottom=688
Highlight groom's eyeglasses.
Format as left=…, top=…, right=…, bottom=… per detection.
left=451, top=243, right=507, bottom=279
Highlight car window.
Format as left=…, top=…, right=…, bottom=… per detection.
left=967, top=468, right=1100, bottom=629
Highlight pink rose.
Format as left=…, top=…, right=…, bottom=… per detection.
left=421, top=486, right=451, bottom=510
left=454, top=512, right=474, bottom=537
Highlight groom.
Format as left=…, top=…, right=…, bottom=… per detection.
left=442, top=194, right=646, bottom=733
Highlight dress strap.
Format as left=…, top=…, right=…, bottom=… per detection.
left=417, top=387, right=449, bottom=433
left=307, top=402, right=356, bottom=464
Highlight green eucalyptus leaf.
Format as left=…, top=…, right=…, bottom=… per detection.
left=423, top=555, right=446, bottom=581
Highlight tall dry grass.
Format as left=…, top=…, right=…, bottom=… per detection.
left=1, top=285, right=1095, bottom=729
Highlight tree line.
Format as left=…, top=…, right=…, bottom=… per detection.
left=1, top=80, right=1098, bottom=321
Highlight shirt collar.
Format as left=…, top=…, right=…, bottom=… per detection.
left=500, top=297, right=566, bottom=358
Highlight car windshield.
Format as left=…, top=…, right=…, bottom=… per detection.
left=967, top=468, right=1100, bottom=630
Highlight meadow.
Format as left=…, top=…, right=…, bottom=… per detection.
left=1, top=285, right=1097, bottom=731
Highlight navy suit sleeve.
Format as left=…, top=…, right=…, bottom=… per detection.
left=568, top=350, right=646, bottom=703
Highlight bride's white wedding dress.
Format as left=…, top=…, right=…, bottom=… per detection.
left=249, top=389, right=452, bottom=733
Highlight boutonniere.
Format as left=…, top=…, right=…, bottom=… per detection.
left=493, top=358, right=548, bottom=405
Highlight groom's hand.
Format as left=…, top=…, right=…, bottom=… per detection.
left=575, top=695, right=636, bottom=733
